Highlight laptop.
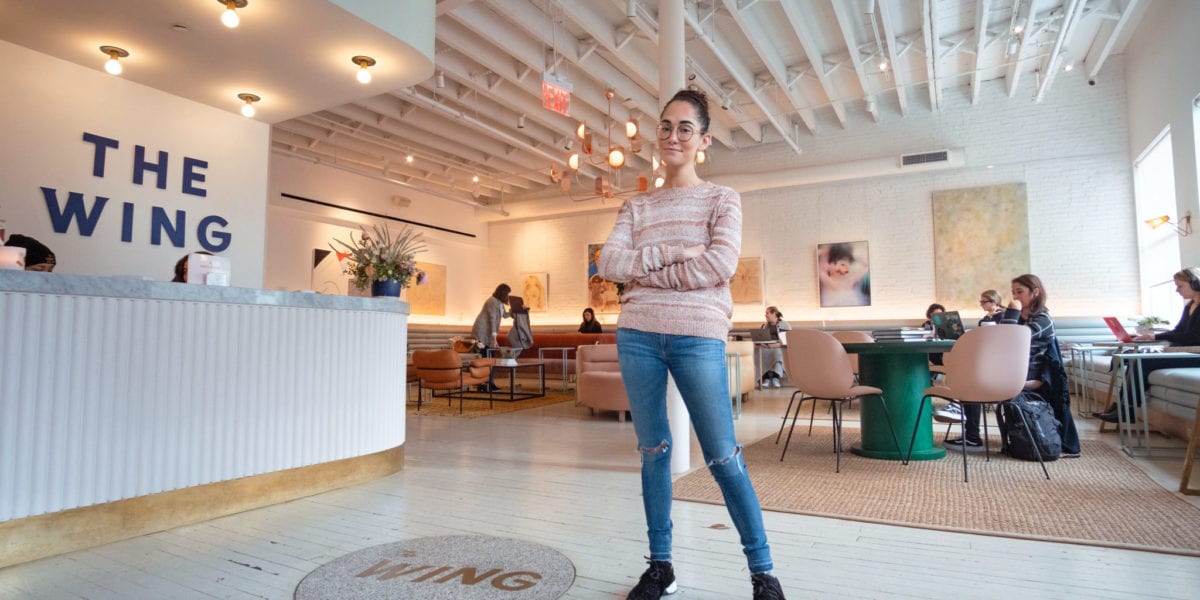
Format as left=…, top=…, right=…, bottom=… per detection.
left=507, top=295, right=526, bottom=312
left=930, top=311, right=966, bottom=340
left=1103, top=316, right=1134, bottom=343
left=749, top=328, right=778, bottom=343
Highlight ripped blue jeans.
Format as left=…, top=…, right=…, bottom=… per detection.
left=616, top=328, right=773, bottom=574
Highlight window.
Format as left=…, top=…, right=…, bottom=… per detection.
left=1133, top=128, right=1181, bottom=319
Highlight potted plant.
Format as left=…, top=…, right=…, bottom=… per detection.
left=331, top=224, right=427, bottom=297
left=1135, top=315, right=1169, bottom=336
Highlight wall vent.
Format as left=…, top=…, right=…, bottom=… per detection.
left=901, top=150, right=949, bottom=166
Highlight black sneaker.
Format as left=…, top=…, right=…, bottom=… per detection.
left=943, top=437, right=983, bottom=449
left=627, top=559, right=676, bottom=599
left=751, top=572, right=786, bottom=599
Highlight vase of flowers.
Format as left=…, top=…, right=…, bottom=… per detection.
left=331, top=224, right=428, bottom=298
left=1135, top=315, right=1168, bottom=336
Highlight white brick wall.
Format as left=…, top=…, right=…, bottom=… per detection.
left=488, top=60, right=1139, bottom=325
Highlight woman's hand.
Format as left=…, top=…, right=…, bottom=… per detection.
left=1133, top=334, right=1156, bottom=341
left=681, top=244, right=706, bottom=261
left=1007, top=299, right=1023, bottom=311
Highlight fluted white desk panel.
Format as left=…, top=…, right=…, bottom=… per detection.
left=0, top=271, right=408, bottom=522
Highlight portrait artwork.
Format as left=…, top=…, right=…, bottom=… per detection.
left=817, top=241, right=871, bottom=307
left=520, top=272, right=549, bottom=312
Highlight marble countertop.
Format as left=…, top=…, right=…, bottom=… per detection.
left=0, top=270, right=409, bottom=313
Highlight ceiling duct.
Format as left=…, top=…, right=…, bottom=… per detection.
left=900, top=150, right=950, bottom=166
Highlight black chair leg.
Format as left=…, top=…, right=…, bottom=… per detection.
left=780, top=396, right=810, bottom=461
left=904, top=395, right=933, bottom=465
left=959, top=416, right=969, bottom=483
left=875, top=394, right=905, bottom=458
left=1013, top=402, right=1051, bottom=480
left=776, top=391, right=802, bottom=443
left=832, top=402, right=842, bottom=473
left=981, top=404, right=991, bottom=462
left=807, top=400, right=820, bottom=436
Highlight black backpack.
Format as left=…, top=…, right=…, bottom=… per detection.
left=999, top=391, right=1062, bottom=462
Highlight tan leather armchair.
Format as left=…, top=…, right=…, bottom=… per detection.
left=576, top=344, right=631, bottom=421
left=412, top=349, right=494, bottom=414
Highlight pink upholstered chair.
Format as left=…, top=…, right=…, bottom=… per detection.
left=576, top=344, right=631, bottom=421
left=902, top=324, right=1046, bottom=482
left=777, top=329, right=902, bottom=472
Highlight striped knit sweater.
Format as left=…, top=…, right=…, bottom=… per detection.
left=598, top=181, right=741, bottom=340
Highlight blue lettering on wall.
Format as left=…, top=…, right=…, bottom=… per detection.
left=121, top=202, right=135, bottom=243
left=150, top=207, right=186, bottom=247
left=182, top=157, right=208, bottom=198
left=82, top=132, right=119, bottom=178
left=133, top=146, right=168, bottom=190
left=41, top=187, right=108, bottom=236
left=198, top=215, right=231, bottom=252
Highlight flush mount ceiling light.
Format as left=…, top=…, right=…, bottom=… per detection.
left=351, top=55, right=376, bottom=84
left=237, top=92, right=260, bottom=117
left=219, top=0, right=247, bottom=28
left=99, top=45, right=128, bottom=75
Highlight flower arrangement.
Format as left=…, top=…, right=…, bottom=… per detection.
left=1135, top=315, right=1169, bottom=335
left=331, top=224, right=428, bottom=291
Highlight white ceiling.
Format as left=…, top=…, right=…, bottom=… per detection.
left=1, top=0, right=1146, bottom=211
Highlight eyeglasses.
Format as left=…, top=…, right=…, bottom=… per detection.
left=656, top=123, right=697, bottom=142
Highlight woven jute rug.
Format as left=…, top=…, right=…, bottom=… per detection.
left=408, top=390, right=574, bottom=418
left=673, top=428, right=1200, bottom=556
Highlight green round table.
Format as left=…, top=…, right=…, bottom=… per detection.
left=842, top=340, right=955, bottom=461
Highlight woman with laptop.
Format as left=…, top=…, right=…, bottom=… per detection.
left=754, top=306, right=791, bottom=388
left=1096, top=267, right=1200, bottom=423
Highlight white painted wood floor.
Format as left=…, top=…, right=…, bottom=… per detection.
left=2, top=388, right=1198, bottom=599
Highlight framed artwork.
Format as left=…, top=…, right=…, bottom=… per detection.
left=311, top=248, right=353, bottom=295
left=931, top=183, right=1029, bottom=310
left=817, top=241, right=871, bottom=307
left=730, top=257, right=764, bottom=304
left=408, top=261, right=446, bottom=315
left=520, top=272, right=549, bottom=312
left=587, top=243, right=621, bottom=314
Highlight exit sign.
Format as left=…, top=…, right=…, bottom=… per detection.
left=542, top=72, right=572, bottom=116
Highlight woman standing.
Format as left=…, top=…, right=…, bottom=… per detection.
left=599, top=90, right=785, bottom=600
left=471, top=283, right=510, bottom=392
left=578, top=307, right=603, bottom=333
left=754, top=306, right=791, bottom=388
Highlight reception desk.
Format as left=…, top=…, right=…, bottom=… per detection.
left=0, top=271, right=409, bottom=567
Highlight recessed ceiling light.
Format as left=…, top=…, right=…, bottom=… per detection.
left=171, top=24, right=189, bottom=33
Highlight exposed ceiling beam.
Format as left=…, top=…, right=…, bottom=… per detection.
left=1035, top=0, right=1086, bottom=102
left=877, top=0, right=910, bottom=116
left=829, top=0, right=879, bottom=123
left=970, top=0, right=992, bottom=104
left=779, top=0, right=844, bottom=130
left=683, top=7, right=801, bottom=154
left=722, top=0, right=831, bottom=130
left=1084, top=0, right=1140, bottom=79
left=922, top=0, right=942, bottom=111
left=1005, top=0, right=1043, bottom=97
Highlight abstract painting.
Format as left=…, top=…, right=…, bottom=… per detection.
left=817, top=241, right=871, bottom=307
left=587, top=243, right=621, bottom=314
left=730, top=257, right=764, bottom=304
left=931, top=183, right=1029, bottom=310
left=408, top=261, right=446, bottom=315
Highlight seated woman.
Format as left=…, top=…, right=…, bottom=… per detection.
left=947, top=275, right=1080, bottom=457
left=978, top=289, right=1004, bottom=324
left=752, top=306, right=791, bottom=388
left=1096, top=267, right=1200, bottom=423
left=578, top=307, right=603, bottom=333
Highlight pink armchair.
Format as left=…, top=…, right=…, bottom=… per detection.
left=576, top=344, right=631, bottom=421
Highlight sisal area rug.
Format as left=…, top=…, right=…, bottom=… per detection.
left=673, top=428, right=1200, bottom=556
left=408, top=390, right=575, bottom=419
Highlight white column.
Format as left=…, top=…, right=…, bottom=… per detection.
left=660, top=0, right=691, bottom=474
